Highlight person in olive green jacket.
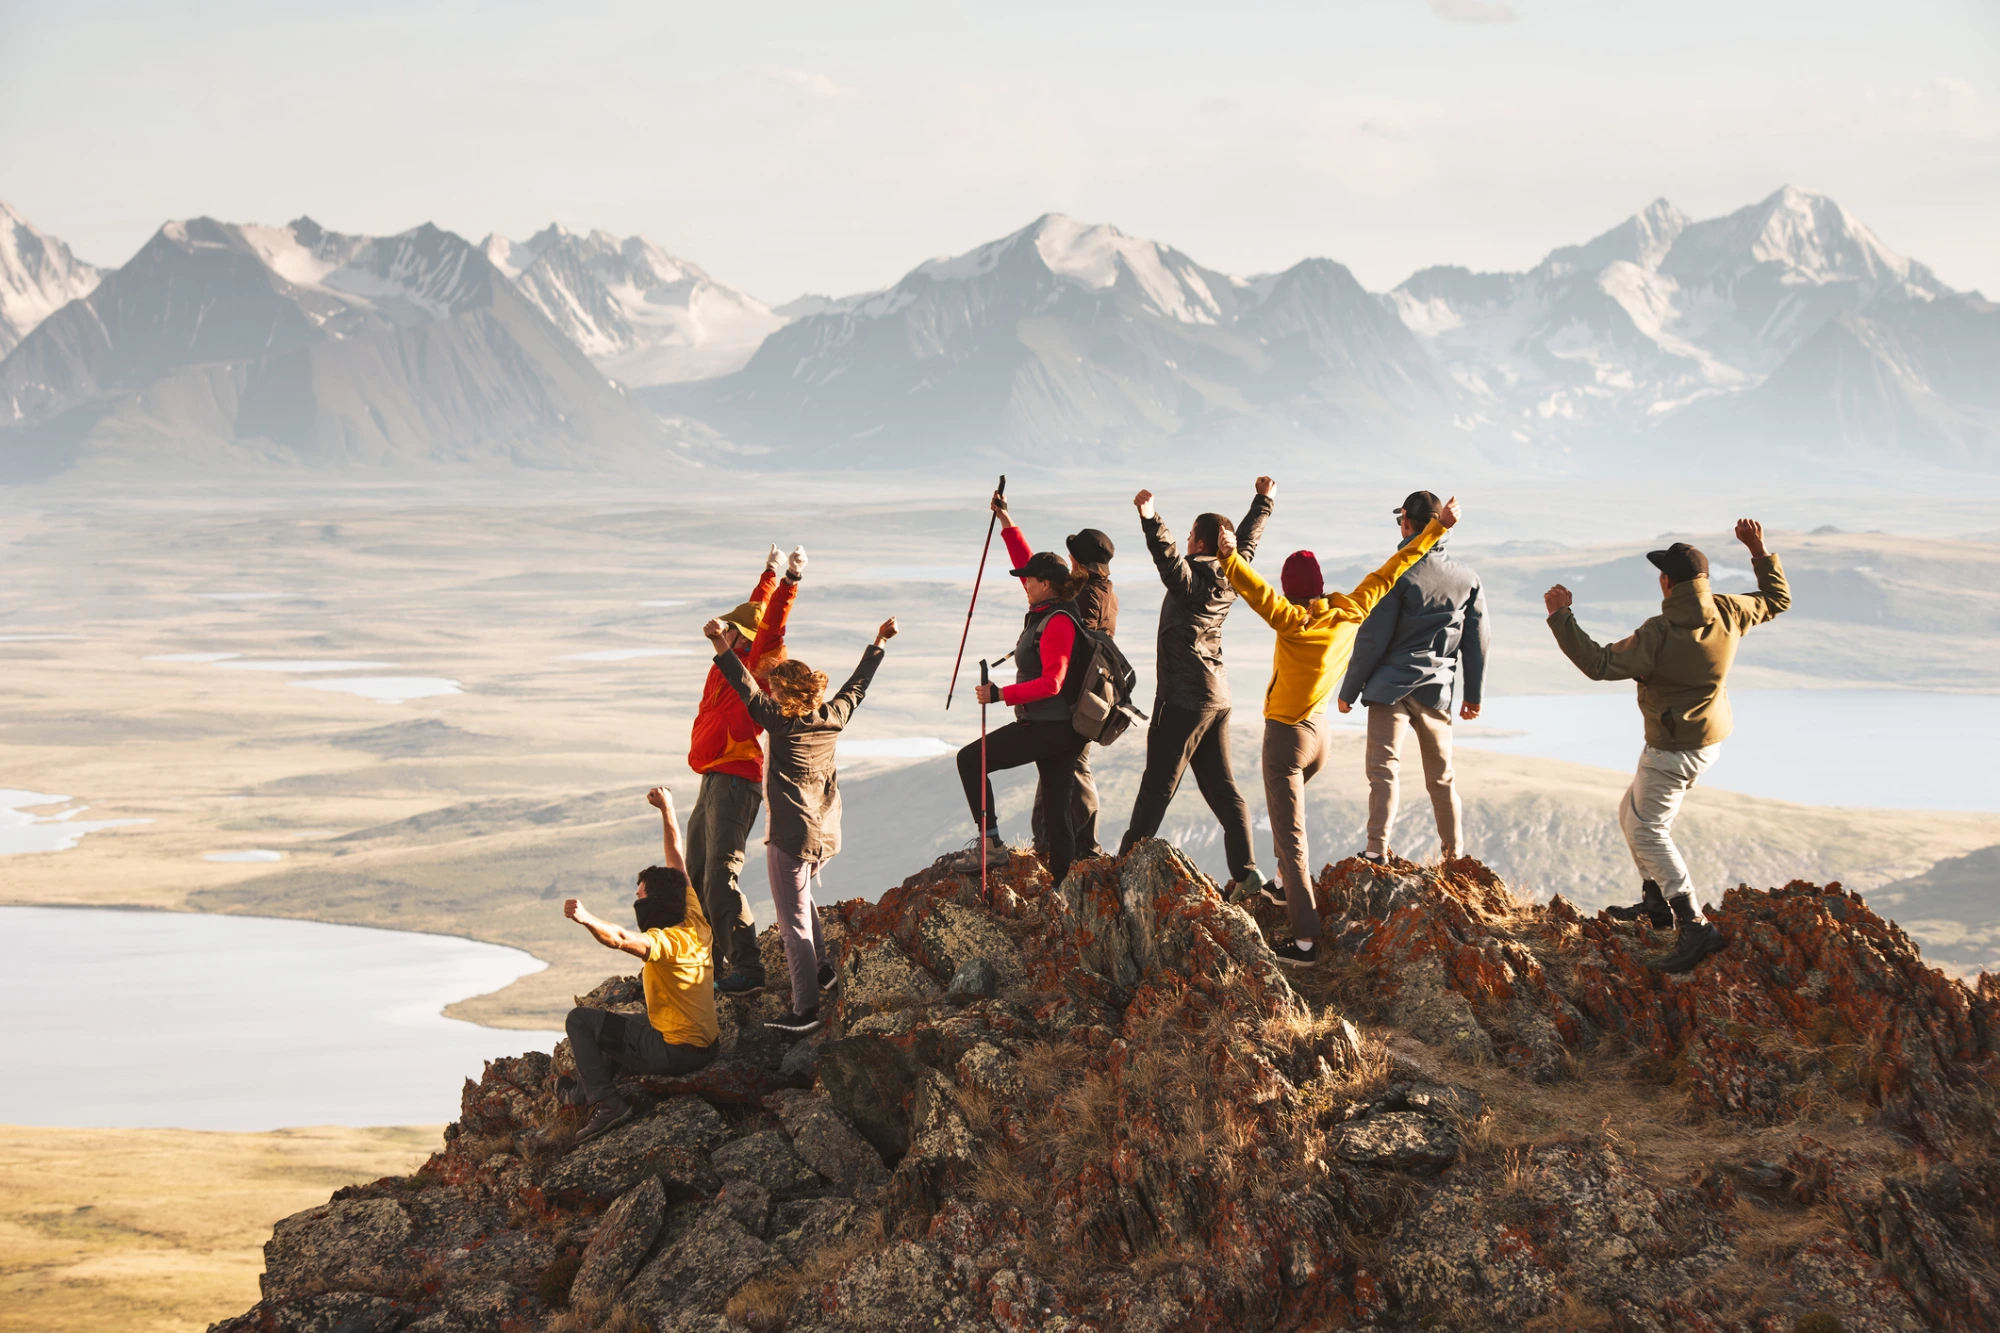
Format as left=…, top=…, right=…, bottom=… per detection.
left=1216, top=496, right=1459, bottom=966
left=1543, top=519, right=1790, bottom=974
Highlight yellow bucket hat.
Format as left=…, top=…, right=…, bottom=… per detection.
left=718, top=601, right=764, bottom=638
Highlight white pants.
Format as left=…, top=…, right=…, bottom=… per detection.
left=1617, top=744, right=1719, bottom=910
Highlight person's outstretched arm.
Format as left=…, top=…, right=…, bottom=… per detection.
left=562, top=898, right=652, bottom=959
left=1136, top=490, right=1198, bottom=601
left=1715, top=519, right=1790, bottom=630
left=707, top=618, right=787, bottom=730
left=1327, top=500, right=1458, bottom=625
left=749, top=547, right=804, bottom=670
left=991, top=491, right=1034, bottom=586
left=1544, top=587, right=1660, bottom=682
left=1215, top=527, right=1311, bottom=634
left=824, top=618, right=896, bottom=728
left=749, top=544, right=781, bottom=606
left=1459, top=579, right=1489, bottom=719
left=1339, top=592, right=1401, bottom=713
left=646, top=786, right=686, bottom=875
left=1236, top=476, right=1276, bottom=562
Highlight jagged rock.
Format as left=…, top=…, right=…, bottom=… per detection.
left=570, top=1175, right=666, bottom=1305
left=635, top=1052, right=803, bottom=1106
left=710, top=1128, right=828, bottom=1199
left=816, top=1034, right=920, bottom=1160
left=1333, top=1111, right=1461, bottom=1170
left=212, top=1293, right=409, bottom=1333
left=947, top=956, right=1000, bottom=1003
left=769, top=1196, right=861, bottom=1267
left=226, top=850, right=2000, bottom=1333
left=539, top=1097, right=725, bottom=1204
left=715, top=1179, right=773, bottom=1237
left=780, top=1033, right=824, bottom=1081
left=766, top=1088, right=890, bottom=1194
left=261, top=1197, right=412, bottom=1298
left=622, top=1202, right=795, bottom=1324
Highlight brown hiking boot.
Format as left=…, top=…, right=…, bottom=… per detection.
left=574, top=1099, right=634, bottom=1145
left=1655, top=922, right=1727, bottom=974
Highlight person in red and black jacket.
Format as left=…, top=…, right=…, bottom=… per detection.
left=688, top=544, right=803, bottom=995
left=951, top=546, right=1093, bottom=886
left=986, top=490, right=1118, bottom=862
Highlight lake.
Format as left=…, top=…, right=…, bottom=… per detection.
left=0, top=907, right=557, bottom=1130
left=1452, top=689, right=2000, bottom=812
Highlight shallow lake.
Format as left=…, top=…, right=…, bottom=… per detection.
left=0, top=907, right=556, bottom=1130
left=1451, top=689, right=2000, bottom=812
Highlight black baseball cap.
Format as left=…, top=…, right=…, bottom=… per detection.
left=1066, top=528, right=1115, bottom=566
left=1009, top=551, right=1071, bottom=583
left=1395, top=490, right=1441, bottom=527
left=1646, top=542, right=1709, bottom=584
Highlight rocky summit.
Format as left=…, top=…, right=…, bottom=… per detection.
left=214, top=841, right=2000, bottom=1333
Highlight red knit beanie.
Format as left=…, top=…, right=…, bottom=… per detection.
left=1281, top=551, right=1324, bottom=602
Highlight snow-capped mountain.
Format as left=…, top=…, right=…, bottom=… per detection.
left=667, top=213, right=1460, bottom=463
left=0, top=202, right=104, bottom=356
left=481, top=225, right=783, bottom=386
left=1390, top=186, right=1956, bottom=441
left=0, top=216, right=678, bottom=477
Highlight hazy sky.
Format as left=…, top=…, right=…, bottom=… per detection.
left=3, top=0, right=1996, bottom=301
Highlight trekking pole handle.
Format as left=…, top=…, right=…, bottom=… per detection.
left=979, top=660, right=989, bottom=688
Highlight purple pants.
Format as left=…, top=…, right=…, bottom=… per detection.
left=765, top=843, right=828, bottom=1014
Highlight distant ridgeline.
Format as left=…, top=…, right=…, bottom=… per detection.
left=3, top=188, right=1997, bottom=479
left=217, top=844, right=2000, bottom=1333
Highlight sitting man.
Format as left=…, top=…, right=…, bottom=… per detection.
left=559, top=786, right=719, bottom=1142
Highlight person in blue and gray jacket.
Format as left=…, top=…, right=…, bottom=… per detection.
left=1336, top=489, right=1489, bottom=864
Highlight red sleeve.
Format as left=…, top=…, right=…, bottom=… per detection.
left=749, top=568, right=778, bottom=606
left=1001, top=613, right=1075, bottom=706
left=1001, top=526, right=1033, bottom=585
left=749, top=576, right=796, bottom=671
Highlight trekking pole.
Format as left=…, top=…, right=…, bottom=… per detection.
left=979, top=658, right=990, bottom=905
left=946, top=474, right=1006, bottom=710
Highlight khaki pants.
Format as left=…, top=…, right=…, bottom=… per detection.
left=1364, top=698, right=1461, bottom=858
left=1262, top=716, right=1332, bottom=942
left=1618, top=744, right=1718, bottom=910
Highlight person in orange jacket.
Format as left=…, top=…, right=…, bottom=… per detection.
left=688, top=544, right=803, bottom=994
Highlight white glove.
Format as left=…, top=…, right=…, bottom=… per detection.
left=786, top=546, right=808, bottom=578
left=764, top=544, right=782, bottom=572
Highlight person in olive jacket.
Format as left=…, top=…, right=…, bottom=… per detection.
left=1544, top=520, right=1790, bottom=974
left=709, top=614, right=899, bottom=1036
left=1116, top=478, right=1275, bottom=899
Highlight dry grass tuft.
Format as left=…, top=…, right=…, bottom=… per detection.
left=1524, top=1290, right=1617, bottom=1332
left=721, top=1209, right=888, bottom=1331
left=546, top=1294, right=647, bottom=1333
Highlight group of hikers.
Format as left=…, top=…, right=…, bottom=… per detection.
left=557, top=485, right=1790, bottom=1143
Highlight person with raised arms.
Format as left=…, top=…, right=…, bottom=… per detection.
left=686, top=544, right=807, bottom=998
left=1218, top=494, right=1460, bottom=965
left=557, top=786, right=718, bottom=1144
left=709, top=613, right=900, bottom=1037
left=1115, top=479, right=1276, bottom=900
left=1543, top=520, right=1789, bottom=974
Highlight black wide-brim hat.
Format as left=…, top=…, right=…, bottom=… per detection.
left=1066, top=528, right=1115, bottom=566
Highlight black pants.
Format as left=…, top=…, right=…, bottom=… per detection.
left=1118, top=702, right=1258, bottom=883
left=1032, top=744, right=1100, bottom=859
left=566, top=1006, right=716, bottom=1104
left=957, top=719, right=1091, bottom=886
left=686, top=771, right=765, bottom=978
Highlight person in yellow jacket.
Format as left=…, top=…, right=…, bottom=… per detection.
left=1216, top=495, right=1460, bottom=965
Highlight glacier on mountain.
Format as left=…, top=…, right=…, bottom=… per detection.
left=0, top=202, right=104, bottom=357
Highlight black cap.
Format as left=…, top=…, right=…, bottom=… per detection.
left=1009, top=551, right=1072, bottom=584
left=1646, top=542, right=1709, bottom=584
left=1395, top=490, right=1441, bottom=528
left=1066, top=528, right=1115, bottom=566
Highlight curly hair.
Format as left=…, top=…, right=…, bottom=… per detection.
left=765, top=658, right=829, bottom=718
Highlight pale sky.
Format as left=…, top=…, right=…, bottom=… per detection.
left=3, top=0, right=1997, bottom=302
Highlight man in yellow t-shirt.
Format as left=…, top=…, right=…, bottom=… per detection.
left=560, top=787, right=720, bottom=1143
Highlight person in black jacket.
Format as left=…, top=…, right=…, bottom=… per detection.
left=1116, top=478, right=1275, bottom=897
left=710, top=614, right=898, bottom=1036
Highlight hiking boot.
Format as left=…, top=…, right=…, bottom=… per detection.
left=947, top=833, right=1008, bottom=875
left=554, top=1075, right=586, bottom=1107
left=766, top=1007, right=822, bottom=1036
left=716, top=971, right=766, bottom=997
left=1259, top=878, right=1288, bottom=908
left=1273, top=940, right=1319, bottom=967
left=817, top=962, right=838, bottom=993
left=1229, top=868, right=1267, bottom=905
left=574, top=1098, right=634, bottom=1145
left=1605, top=879, right=1672, bottom=929
left=1358, top=851, right=1388, bottom=866
left=1654, top=922, right=1727, bottom=974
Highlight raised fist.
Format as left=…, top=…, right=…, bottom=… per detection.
left=1132, top=490, right=1156, bottom=520
left=764, top=543, right=782, bottom=572
left=1544, top=585, right=1573, bottom=616
left=1439, top=496, right=1463, bottom=529
left=787, top=546, right=808, bottom=578
left=1734, top=519, right=1767, bottom=558
left=1255, top=476, right=1276, bottom=498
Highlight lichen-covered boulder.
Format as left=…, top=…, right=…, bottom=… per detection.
left=623, top=1202, right=796, bottom=1325
left=539, top=1096, right=725, bottom=1205
left=767, top=1088, right=890, bottom=1194
left=569, top=1174, right=666, bottom=1305
left=711, top=1129, right=828, bottom=1199
left=261, top=1197, right=413, bottom=1298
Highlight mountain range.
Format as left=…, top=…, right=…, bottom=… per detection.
left=1, top=187, right=1993, bottom=479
